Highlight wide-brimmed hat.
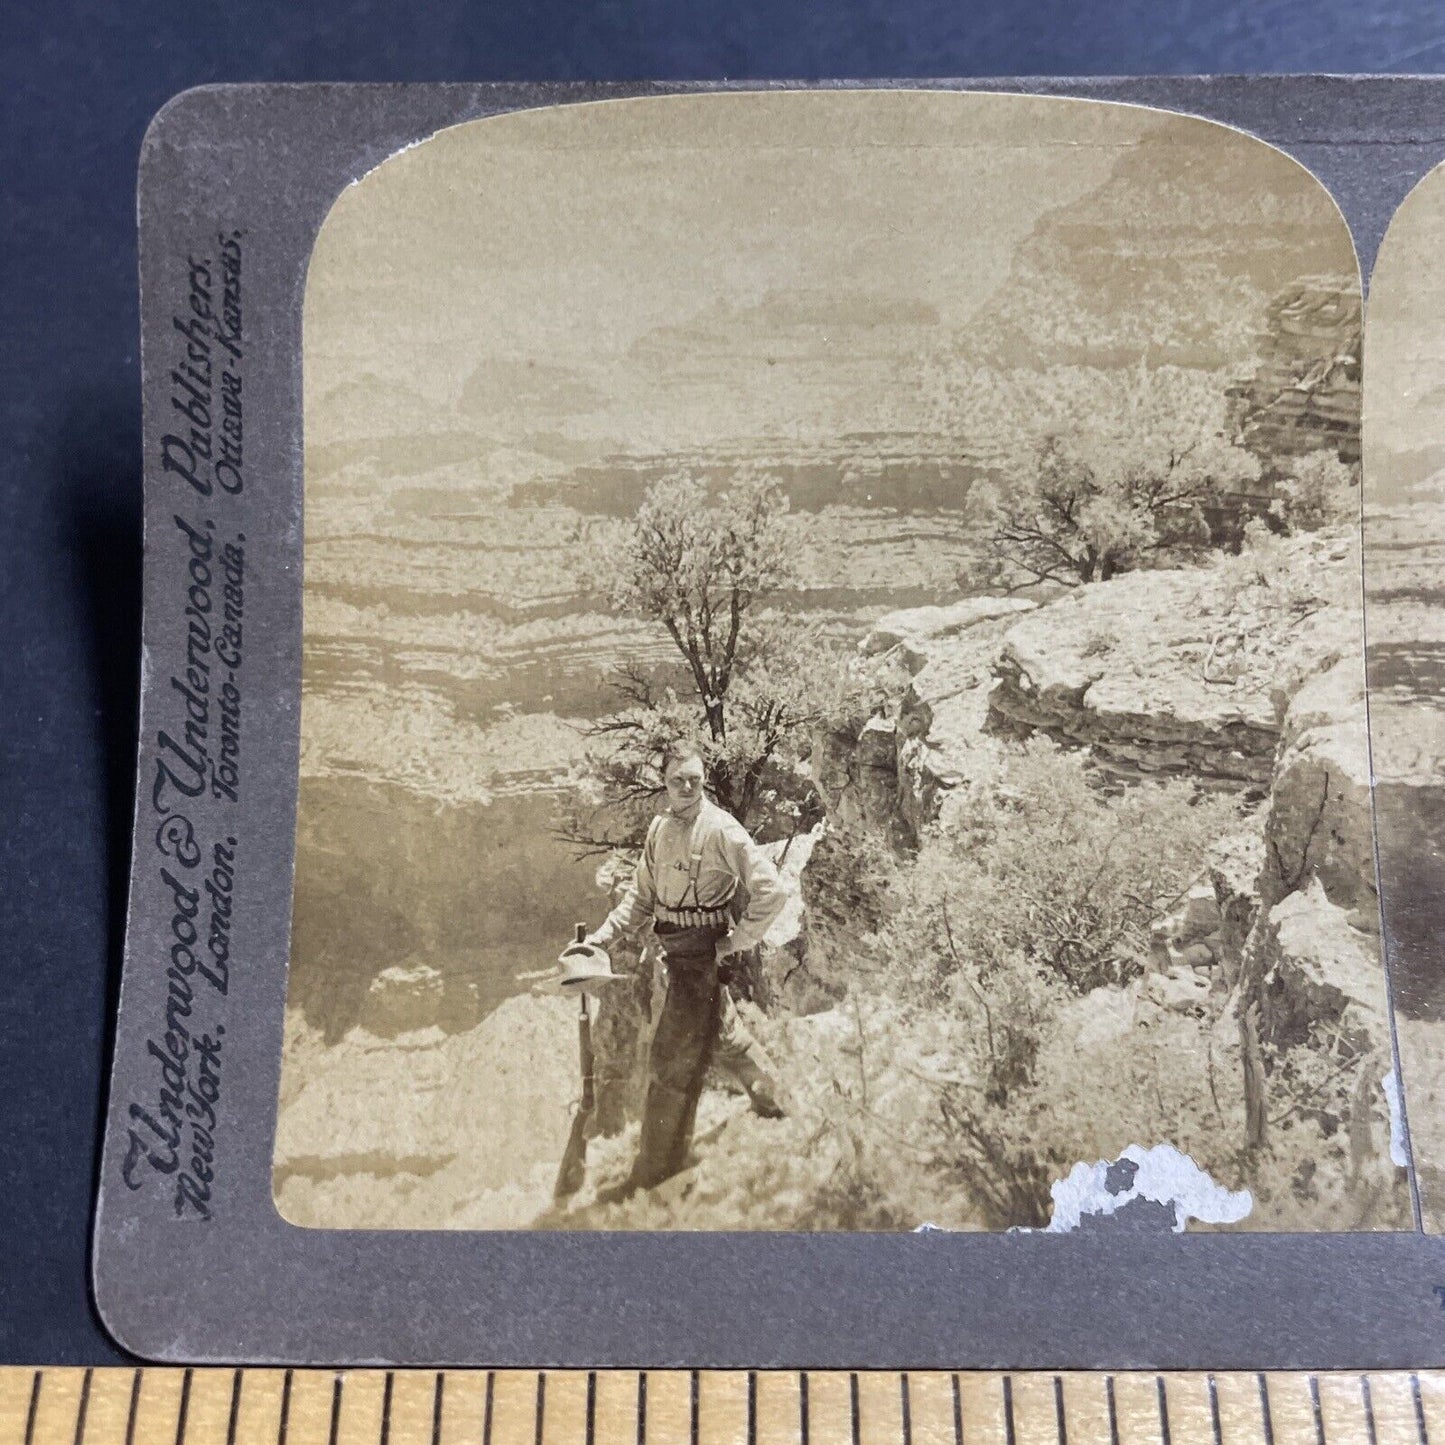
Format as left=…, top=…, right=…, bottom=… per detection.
left=531, top=941, right=620, bottom=996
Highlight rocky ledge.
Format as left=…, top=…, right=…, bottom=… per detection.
left=817, top=531, right=1363, bottom=838
left=809, top=525, right=1403, bottom=1223
left=986, top=533, right=1361, bottom=791
left=812, top=596, right=1036, bottom=843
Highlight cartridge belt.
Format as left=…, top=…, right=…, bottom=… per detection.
left=654, top=903, right=731, bottom=929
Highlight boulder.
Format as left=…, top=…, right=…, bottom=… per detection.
left=697, top=823, right=838, bottom=1017
left=985, top=535, right=1359, bottom=791
left=1259, top=655, right=1376, bottom=919
left=896, top=736, right=962, bottom=841
left=987, top=570, right=1282, bottom=788
left=750, top=825, right=843, bottom=1016
left=816, top=599, right=1037, bottom=843
left=810, top=724, right=862, bottom=821
left=898, top=614, right=1022, bottom=779
left=1177, top=883, right=1223, bottom=945
left=810, top=717, right=907, bottom=838
left=1143, top=967, right=1215, bottom=1016
left=761, top=825, right=823, bottom=952
left=1258, top=881, right=1389, bottom=1057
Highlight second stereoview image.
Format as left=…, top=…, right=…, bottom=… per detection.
left=273, top=90, right=1406, bottom=1234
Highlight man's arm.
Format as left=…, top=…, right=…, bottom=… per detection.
left=718, top=824, right=788, bottom=955
left=587, top=832, right=658, bottom=949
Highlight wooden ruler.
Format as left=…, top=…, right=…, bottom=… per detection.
left=3, top=1370, right=1444, bottom=1445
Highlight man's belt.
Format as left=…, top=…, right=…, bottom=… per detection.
left=654, top=904, right=731, bottom=929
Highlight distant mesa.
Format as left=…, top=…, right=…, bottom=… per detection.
left=512, top=431, right=984, bottom=518
left=627, top=289, right=942, bottom=365
left=751, top=288, right=942, bottom=329
left=969, top=123, right=1357, bottom=373
left=456, top=357, right=610, bottom=419
left=313, top=372, right=456, bottom=436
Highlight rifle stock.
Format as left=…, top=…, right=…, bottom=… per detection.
left=554, top=998, right=594, bottom=1201
left=555, top=924, right=597, bottom=1200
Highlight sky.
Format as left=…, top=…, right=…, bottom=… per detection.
left=303, top=88, right=1353, bottom=457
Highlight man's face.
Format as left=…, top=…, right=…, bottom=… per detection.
left=663, top=755, right=705, bottom=810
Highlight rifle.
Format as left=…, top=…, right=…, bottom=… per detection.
left=554, top=924, right=596, bottom=1201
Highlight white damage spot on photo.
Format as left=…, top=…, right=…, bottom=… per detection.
left=1040, top=1143, right=1253, bottom=1234
left=1384, top=1069, right=1412, bottom=1169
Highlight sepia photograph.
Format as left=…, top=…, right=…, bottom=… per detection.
left=1363, top=156, right=1445, bottom=1233
left=272, top=89, right=1409, bottom=1234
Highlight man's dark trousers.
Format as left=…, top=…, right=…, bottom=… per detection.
left=630, top=921, right=727, bottom=1189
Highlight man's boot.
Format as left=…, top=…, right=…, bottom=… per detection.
left=729, top=1054, right=786, bottom=1119
left=627, top=1080, right=696, bottom=1190
left=714, top=988, right=786, bottom=1118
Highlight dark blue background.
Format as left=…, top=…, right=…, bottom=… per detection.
left=4, top=0, right=1445, bottom=1368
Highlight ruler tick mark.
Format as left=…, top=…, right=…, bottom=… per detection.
left=177, top=1369, right=194, bottom=1445
left=125, top=1368, right=142, bottom=1445
left=277, top=1369, right=293, bottom=1445
left=73, top=1367, right=93, bottom=1445
left=5, top=1368, right=1421, bottom=1445
left=225, top=1368, right=242, bottom=1445
left=24, top=1370, right=40, bottom=1445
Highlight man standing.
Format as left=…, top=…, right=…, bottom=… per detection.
left=587, top=738, right=788, bottom=1193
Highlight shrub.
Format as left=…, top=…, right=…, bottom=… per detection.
left=960, top=366, right=1261, bottom=589
left=1271, top=452, right=1360, bottom=534
left=860, top=742, right=1243, bottom=1226
left=881, top=743, right=1241, bottom=1004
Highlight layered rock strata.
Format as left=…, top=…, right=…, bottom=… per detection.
left=1227, top=275, right=1362, bottom=468
left=986, top=535, right=1360, bottom=792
